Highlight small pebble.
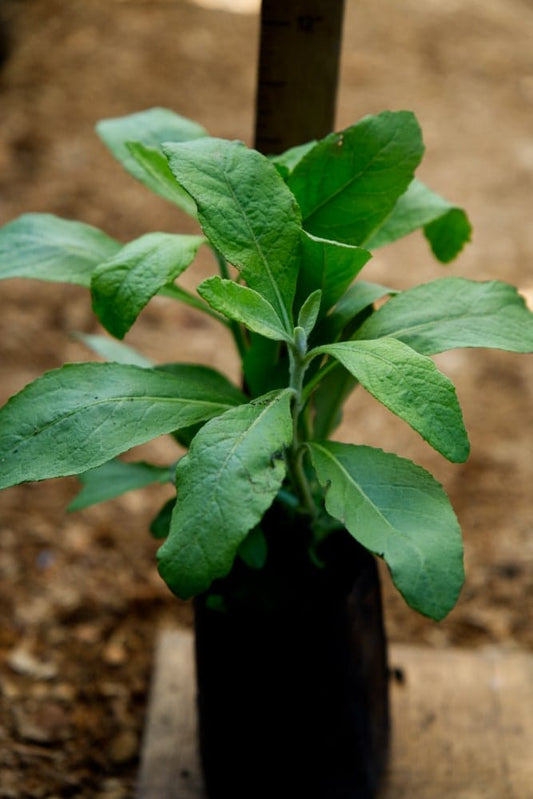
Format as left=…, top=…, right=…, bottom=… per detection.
left=7, top=647, right=58, bottom=681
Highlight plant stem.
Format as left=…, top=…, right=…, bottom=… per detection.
left=287, top=329, right=317, bottom=517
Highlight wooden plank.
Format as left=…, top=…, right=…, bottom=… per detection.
left=136, top=629, right=204, bottom=799
left=381, top=645, right=533, bottom=798
left=137, top=632, right=533, bottom=799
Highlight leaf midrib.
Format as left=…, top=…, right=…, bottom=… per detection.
left=312, top=442, right=429, bottom=573
left=301, top=127, right=413, bottom=224
left=220, top=157, right=291, bottom=329
left=5, top=395, right=233, bottom=455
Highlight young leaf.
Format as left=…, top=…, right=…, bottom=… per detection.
left=298, top=231, right=371, bottom=316
left=0, top=363, right=242, bottom=489
left=288, top=111, right=424, bottom=245
left=297, top=289, right=322, bottom=337
left=96, top=108, right=206, bottom=210
left=355, top=278, right=533, bottom=354
left=163, top=138, right=302, bottom=325
left=308, top=441, right=464, bottom=620
left=0, top=214, right=120, bottom=287
left=197, top=276, right=291, bottom=342
left=363, top=179, right=472, bottom=262
left=68, top=459, right=173, bottom=511
left=72, top=333, right=153, bottom=367
left=157, top=389, right=293, bottom=598
left=313, top=339, right=469, bottom=462
left=91, top=232, right=205, bottom=339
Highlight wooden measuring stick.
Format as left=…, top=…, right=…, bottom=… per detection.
left=254, top=0, right=346, bottom=154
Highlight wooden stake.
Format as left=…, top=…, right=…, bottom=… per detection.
left=254, top=0, right=346, bottom=153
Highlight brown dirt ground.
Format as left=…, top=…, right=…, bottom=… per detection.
left=0, top=0, right=532, bottom=796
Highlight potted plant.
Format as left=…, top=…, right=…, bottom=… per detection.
left=0, top=107, right=532, bottom=798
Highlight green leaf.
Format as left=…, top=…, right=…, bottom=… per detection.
left=125, top=142, right=198, bottom=215
left=157, top=283, right=227, bottom=324
left=0, top=363, right=242, bottom=489
left=155, top=363, right=246, bottom=406
left=197, top=276, right=291, bottom=342
left=238, top=526, right=268, bottom=570
left=364, top=179, right=472, bottom=262
left=150, top=498, right=176, bottom=539
left=310, top=282, right=394, bottom=355
left=325, top=281, right=395, bottom=338
left=288, top=111, right=424, bottom=245
left=91, top=232, right=205, bottom=339
left=96, top=108, right=206, bottom=210
left=68, top=459, right=173, bottom=511
left=355, top=278, right=533, bottom=354
left=0, top=214, right=120, bottom=287
left=424, top=209, right=472, bottom=263
left=298, top=231, right=371, bottom=316
left=271, top=140, right=317, bottom=178
left=242, top=335, right=286, bottom=397
left=72, top=332, right=153, bottom=367
left=163, top=138, right=302, bottom=324
left=308, top=441, right=464, bottom=620
left=311, top=366, right=356, bottom=440
left=297, top=289, right=322, bottom=337
left=313, top=339, right=469, bottom=462
left=157, top=389, right=293, bottom=598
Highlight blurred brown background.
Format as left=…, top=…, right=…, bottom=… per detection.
left=0, top=1, right=532, bottom=795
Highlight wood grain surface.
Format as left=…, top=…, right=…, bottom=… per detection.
left=137, top=630, right=533, bottom=798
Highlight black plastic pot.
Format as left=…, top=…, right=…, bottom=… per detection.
left=193, top=502, right=390, bottom=799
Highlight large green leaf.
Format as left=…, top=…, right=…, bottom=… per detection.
left=163, top=138, right=302, bottom=326
left=91, top=232, right=205, bottom=338
left=0, top=363, right=242, bottom=489
left=0, top=214, right=120, bottom=287
left=355, top=278, right=533, bottom=354
left=197, top=276, right=291, bottom=342
left=308, top=441, right=464, bottom=620
left=68, top=459, right=174, bottom=511
left=288, top=111, right=424, bottom=245
left=96, top=108, right=206, bottom=211
left=364, top=179, right=472, bottom=262
left=155, top=363, right=246, bottom=406
left=298, top=231, right=371, bottom=317
left=313, top=339, right=469, bottom=462
left=157, top=389, right=293, bottom=598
